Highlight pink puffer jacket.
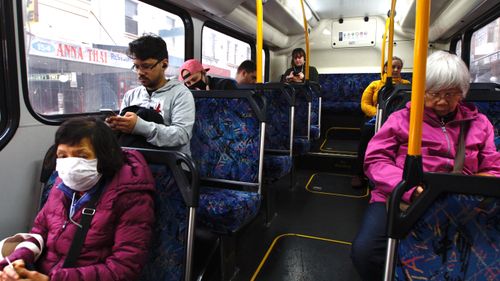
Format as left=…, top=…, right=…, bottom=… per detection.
left=365, top=102, right=500, bottom=204
left=20, top=149, right=154, bottom=281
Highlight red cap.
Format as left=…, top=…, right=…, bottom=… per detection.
left=179, top=59, right=210, bottom=81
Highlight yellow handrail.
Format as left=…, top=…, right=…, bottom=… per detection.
left=386, top=0, right=397, bottom=79
left=381, top=18, right=389, bottom=79
left=256, top=0, right=263, bottom=83
left=408, top=0, right=431, bottom=156
left=300, top=0, right=310, bottom=80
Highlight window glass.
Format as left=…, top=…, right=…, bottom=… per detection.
left=202, top=26, right=251, bottom=79
left=470, top=17, right=500, bottom=83
left=455, top=40, right=461, bottom=58
left=23, top=0, right=185, bottom=115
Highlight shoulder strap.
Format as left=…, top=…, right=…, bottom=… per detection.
left=62, top=183, right=105, bottom=268
left=452, top=122, right=467, bottom=174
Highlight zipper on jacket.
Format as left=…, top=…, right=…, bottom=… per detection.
left=440, top=118, right=452, bottom=170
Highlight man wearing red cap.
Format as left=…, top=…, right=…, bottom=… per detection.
left=179, top=59, right=237, bottom=90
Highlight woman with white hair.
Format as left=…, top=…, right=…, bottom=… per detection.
left=350, top=50, right=500, bottom=281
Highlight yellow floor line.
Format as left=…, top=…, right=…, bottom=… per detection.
left=251, top=233, right=352, bottom=281
left=305, top=172, right=369, bottom=198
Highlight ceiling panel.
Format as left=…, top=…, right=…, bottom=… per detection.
left=307, top=0, right=390, bottom=19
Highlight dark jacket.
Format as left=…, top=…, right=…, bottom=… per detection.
left=208, top=76, right=237, bottom=90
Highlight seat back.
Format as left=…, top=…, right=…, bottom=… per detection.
left=248, top=83, right=295, bottom=154
left=465, top=83, right=500, bottom=150
left=385, top=173, right=500, bottom=281
left=133, top=148, right=199, bottom=281
left=190, top=90, right=266, bottom=193
left=375, top=84, right=412, bottom=132
left=306, top=81, right=322, bottom=140
left=290, top=84, right=312, bottom=140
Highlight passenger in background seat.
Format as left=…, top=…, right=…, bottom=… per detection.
left=351, top=56, right=410, bottom=188
left=281, top=48, right=319, bottom=83
left=351, top=51, right=500, bottom=281
left=179, top=59, right=237, bottom=90
left=235, top=60, right=257, bottom=85
left=0, top=117, right=155, bottom=281
left=106, top=34, right=195, bottom=156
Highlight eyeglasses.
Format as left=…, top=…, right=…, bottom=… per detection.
left=131, top=59, right=161, bottom=72
left=425, top=91, right=462, bottom=100
left=391, top=65, right=402, bottom=70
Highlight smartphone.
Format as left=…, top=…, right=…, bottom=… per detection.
left=100, top=109, right=117, bottom=116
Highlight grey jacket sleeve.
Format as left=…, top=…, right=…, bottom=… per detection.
left=132, top=90, right=195, bottom=148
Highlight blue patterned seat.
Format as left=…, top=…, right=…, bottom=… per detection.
left=307, top=82, right=322, bottom=140
left=465, top=83, right=500, bottom=151
left=141, top=164, right=187, bottom=281
left=257, top=83, right=295, bottom=182
left=191, top=90, right=265, bottom=234
left=291, top=85, right=312, bottom=155
left=395, top=194, right=500, bottom=281
left=318, top=73, right=412, bottom=114
left=473, top=101, right=499, bottom=151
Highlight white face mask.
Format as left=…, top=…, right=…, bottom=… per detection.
left=56, top=157, right=102, bottom=192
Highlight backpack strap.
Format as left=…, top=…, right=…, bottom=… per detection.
left=62, top=182, right=105, bottom=268
left=452, top=122, right=467, bottom=173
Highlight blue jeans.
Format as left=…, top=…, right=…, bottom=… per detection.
left=351, top=203, right=387, bottom=281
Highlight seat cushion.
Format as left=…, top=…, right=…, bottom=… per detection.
left=197, top=186, right=261, bottom=233
left=310, top=125, right=320, bottom=141
left=263, top=154, right=292, bottom=182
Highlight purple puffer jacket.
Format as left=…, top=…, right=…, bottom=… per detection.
left=365, top=102, right=500, bottom=204
left=13, top=149, right=154, bottom=281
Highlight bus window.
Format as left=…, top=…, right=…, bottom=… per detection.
left=470, top=17, right=499, bottom=83
left=455, top=40, right=462, bottom=58
left=23, top=0, right=185, bottom=116
left=202, top=26, right=251, bottom=79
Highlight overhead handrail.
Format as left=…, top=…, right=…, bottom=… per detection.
left=256, top=0, right=263, bottom=83
left=300, top=0, right=310, bottom=81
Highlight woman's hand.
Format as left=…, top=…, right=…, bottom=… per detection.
left=0, top=260, right=49, bottom=281
left=410, top=186, right=424, bottom=202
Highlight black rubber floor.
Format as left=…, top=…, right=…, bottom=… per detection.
left=234, top=168, right=368, bottom=281
left=320, top=139, right=359, bottom=154
left=320, top=127, right=360, bottom=154
left=305, top=173, right=369, bottom=198
left=252, top=234, right=358, bottom=281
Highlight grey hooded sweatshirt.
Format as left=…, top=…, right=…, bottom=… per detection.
left=120, top=78, right=195, bottom=155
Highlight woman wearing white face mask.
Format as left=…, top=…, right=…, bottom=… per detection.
left=0, top=117, right=155, bottom=281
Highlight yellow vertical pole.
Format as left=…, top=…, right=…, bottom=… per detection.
left=300, top=0, right=310, bottom=80
left=381, top=18, right=389, bottom=79
left=256, top=0, right=263, bottom=83
left=387, top=0, right=397, bottom=78
left=408, top=0, right=431, bottom=156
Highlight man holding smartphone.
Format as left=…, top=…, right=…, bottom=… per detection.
left=105, top=34, right=195, bottom=155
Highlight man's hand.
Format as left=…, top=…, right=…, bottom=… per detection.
left=105, top=112, right=138, bottom=134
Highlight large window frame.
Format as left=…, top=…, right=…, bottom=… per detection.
left=202, top=20, right=269, bottom=81
left=18, top=0, right=193, bottom=124
left=0, top=0, right=21, bottom=150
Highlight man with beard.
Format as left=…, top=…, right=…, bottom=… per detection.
left=179, top=59, right=237, bottom=90
left=105, top=34, right=195, bottom=155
